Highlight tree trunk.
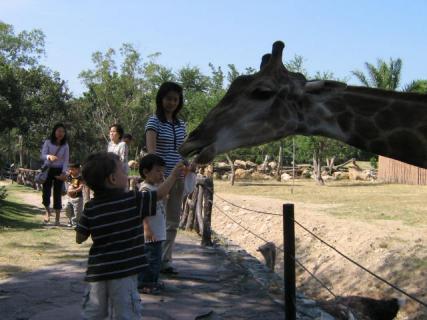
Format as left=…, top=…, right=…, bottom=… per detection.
left=18, top=135, right=24, bottom=168
left=225, top=153, right=235, bottom=186
left=201, top=177, right=213, bottom=246
left=276, top=144, right=283, bottom=181
left=313, top=142, right=324, bottom=185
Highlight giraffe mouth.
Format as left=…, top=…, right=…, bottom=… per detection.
left=180, top=142, right=217, bottom=165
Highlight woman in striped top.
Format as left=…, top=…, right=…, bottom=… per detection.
left=145, top=81, right=186, bottom=274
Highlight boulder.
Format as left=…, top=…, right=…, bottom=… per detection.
left=234, top=159, right=247, bottom=169
left=281, top=172, right=292, bottom=181
left=251, top=171, right=273, bottom=180
left=235, top=168, right=252, bottom=179
left=245, top=161, right=258, bottom=169
left=268, top=161, right=277, bottom=170
left=333, top=171, right=349, bottom=180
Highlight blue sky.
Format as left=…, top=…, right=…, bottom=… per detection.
left=1, top=0, right=426, bottom=97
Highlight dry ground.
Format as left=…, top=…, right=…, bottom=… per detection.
left=211, top=179, right=427, bottom=319
left=1, top=180, right=426, bottom=319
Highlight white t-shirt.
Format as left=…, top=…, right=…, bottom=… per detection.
left=107, top=141, right=129, bottom=174
left=140, top=182, right=166, bottom=242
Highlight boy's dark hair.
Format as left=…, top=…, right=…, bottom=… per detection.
left=82, top=152, right=119, bottom=191
left=68, top=162, right=81, bottom=169
left=123, top=133, right=133, bottom=140
left=139, top=154, right=166, bottom=178
left=49, top=123, right=68, bottom=145
left=109, top=124, right=124, bottom=140
left=155, top=81, right=184, bottom=124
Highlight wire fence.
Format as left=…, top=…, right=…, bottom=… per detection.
left=209, top=187, right=427, bottom=309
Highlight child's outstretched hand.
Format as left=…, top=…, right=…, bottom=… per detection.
left=171, top=161, right=186, bottom=178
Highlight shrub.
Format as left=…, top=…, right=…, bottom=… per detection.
left=0, top=186, right=7, bottom=201
left=370, top=156, right=378, bottom=169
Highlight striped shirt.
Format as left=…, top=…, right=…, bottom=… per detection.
left=76, top=189, right=156, bottom=282
left=145, top=115, right=186, bottom=177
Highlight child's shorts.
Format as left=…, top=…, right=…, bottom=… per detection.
left=81, top=275, right=142, bottom=319
left=65, top=196, right=83, bottom=220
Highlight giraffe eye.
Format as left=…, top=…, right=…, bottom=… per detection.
left=251, top=88, right=275, bottom=100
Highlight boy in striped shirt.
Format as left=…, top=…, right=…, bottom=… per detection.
left=76, top=152, right=183, bottom=319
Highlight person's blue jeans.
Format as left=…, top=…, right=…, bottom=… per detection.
left=138, top=241, right=163, bottom=288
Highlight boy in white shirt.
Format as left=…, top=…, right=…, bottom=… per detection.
left=137, top=154, right=169, bottom=294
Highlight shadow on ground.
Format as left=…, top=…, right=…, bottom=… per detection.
left=0, top=233, right=286, bottom=320
left=0, top=199, right=43, bottom=229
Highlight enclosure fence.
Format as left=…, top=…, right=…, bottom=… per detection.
left=12, top=169, right=427, bottom=316
left=209, top=187, right=427, bottom=312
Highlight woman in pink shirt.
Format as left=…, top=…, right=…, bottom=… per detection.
left=40, top=123, right=69, bottom=225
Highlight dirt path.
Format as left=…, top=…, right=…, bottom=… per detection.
left=211, top=193, right=427, bottom=319
left=2, top=183, right=425, bottom=318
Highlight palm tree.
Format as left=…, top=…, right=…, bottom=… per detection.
left=403, top=79, right=427, bottom=93
left=352, top=58, right=402, bottom=90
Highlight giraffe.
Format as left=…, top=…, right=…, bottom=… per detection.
left=180, top=41, right=427, bottom=169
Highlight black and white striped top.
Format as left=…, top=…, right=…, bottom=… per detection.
left=76, top=189, right=156, bottom=282
left=145, top=115, right=186, bottom=177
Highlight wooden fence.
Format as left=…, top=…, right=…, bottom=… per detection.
left=16, top=168, right=42, bottom=190
left=179, top=176, right=213, bottom=246
left=14, top=169, right=214, bottom=245
left=378, top=156, right=427, bottom=185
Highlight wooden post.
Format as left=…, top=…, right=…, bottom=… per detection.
left=283, top=203, right=296, bottom=320
left=195, top=179, right=205, bottom=233
left=201, top=177, right=213, bottom=246
left=185, top=187, right=198, bottom=231
left=179, top=194, right=191, bottom=229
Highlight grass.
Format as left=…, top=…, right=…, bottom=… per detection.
left=214, top=179, right=427, bottom=226
left=0, top=182, right=90, bottom=280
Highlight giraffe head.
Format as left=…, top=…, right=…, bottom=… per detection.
left=180, top=41, right=346, bottom=163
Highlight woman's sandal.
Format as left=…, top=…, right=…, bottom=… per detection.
left=43, top=216, right=50, bottom=224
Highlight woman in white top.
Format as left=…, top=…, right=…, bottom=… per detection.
left=41, top=123, right=69, bottom=225
left=107, top=124, right=129, bottom=174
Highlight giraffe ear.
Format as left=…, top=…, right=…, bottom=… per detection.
left=304, top=80, right=347, bottom=93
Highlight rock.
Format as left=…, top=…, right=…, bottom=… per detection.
left=235, top=168, right=251, bottom=179
left=333, top=171, right=349, bottom=180
left=234, top=160, right=247, bottom=169
left=245, top=161, right=257, bottom=168
left=251, top=172, right=273, bottom=180
left=281, top=173, right=292, bottom=181
left=268, top=161, right=277, bottom=170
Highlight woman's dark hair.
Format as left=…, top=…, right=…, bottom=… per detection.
left=82, top=152, right=119, bottom=191
left=109, top=124, right=124, bottom=140
left=139, top=154, right=166, bottom=178
left=155, top=81, right=184, bottom=123
left=49, top=123, right=67, bottom=145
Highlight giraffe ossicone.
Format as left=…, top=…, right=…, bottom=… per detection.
left=180, top=41, right=427, bottom=169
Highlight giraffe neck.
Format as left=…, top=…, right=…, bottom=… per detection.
left=299, top=86, right=427, bottom=168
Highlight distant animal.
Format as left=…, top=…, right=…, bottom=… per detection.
left=318, top=296, right=404, bottom=320
left=257, top=242, right=276, bottom=272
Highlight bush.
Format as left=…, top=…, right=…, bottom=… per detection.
left=0, top=186, right=7, bottom=201
left=370, top=156, right=378, bottom=169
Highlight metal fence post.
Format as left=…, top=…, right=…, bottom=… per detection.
left=283, top=203, right=296, bottom=320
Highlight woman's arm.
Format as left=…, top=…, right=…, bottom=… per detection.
left=41, top=140, right=49, bottom=161
left=62, top=144, right=69, bottom=174
left=146, top=130, right=157, bottom=154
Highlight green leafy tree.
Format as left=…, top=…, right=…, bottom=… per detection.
left=352, top=58, right=402, bottom=90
